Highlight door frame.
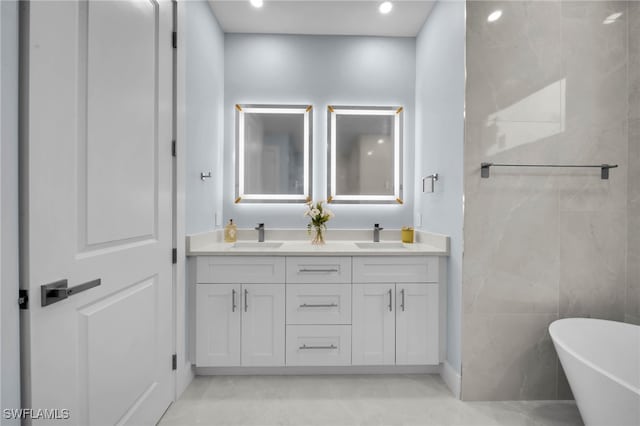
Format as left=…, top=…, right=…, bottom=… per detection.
left=173, top=0, right=194, bottom=398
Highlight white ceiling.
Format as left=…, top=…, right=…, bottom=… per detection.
left=208, top=1, right=436, bottom=37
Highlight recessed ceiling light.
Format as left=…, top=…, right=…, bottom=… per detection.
left=487, top=10, right=502, bottom=22
left=250, top=0, right=263, bottom=9
left=379, top=1, right=393, bottom=15
left=377, top=138, right=384, bottom=144
left=603, top=12, right=623, bottom=24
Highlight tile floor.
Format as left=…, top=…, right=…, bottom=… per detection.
left=158, top=375, right=583, bottom=426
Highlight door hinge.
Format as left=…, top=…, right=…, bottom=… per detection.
left=172, top=140, right=176, bottom=157
left=172, top=248, right=177, bottom=264
left=18, top=289, right=29, bottom=310
left=172, top=31, right=177, bottom=49
left=172, top=354, right=177, bottom=370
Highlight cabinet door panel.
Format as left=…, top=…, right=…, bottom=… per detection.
left=197, top=256, right=285, bottom=283
left=352, top=283, right=395, bottom=365
left=196, top=284, right=241, bottom=366
left=241, top=284, right=285, bottom=366
left=353, top=256, right=438, bottom=283
left=396, top=284, right=439, bottom=365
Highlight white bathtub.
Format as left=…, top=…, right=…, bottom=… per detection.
left=549, top=318, right=640, bottom=426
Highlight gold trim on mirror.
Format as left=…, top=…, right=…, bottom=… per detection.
left=306, top=105, right=312, bottom=112
left=396, top=198, right=403, bottom=204
left=328, top=105, right=335, bottom=113
left=396, top=107, right=404, bottom=114
left=327, top=195, right=333, bottom=203
left=235, top=196, right=242, bottom=204
left=235, top=104, right=243, bottom=112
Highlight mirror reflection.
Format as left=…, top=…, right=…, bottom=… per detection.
left=328, top=106, right=403, bottom=204
left=236, top=105, right=312, bottom=203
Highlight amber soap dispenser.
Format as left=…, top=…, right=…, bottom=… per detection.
left=224, top=219, right=238, bottom=243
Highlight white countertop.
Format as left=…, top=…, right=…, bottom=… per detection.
left=187, top=229, right=449, bottom=257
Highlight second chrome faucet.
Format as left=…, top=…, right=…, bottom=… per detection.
left=255, top=223, right=265, bottom=242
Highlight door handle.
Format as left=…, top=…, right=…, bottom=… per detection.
left=400, top=288, right=405, bottom=311
left=388, top=288, right=393, bottom=311
left=41, top=278, right=101, bottom=307
left=244, top=289, right=248, bottom=312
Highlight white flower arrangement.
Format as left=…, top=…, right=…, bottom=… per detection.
left=304, top=200, right=334, bottom=244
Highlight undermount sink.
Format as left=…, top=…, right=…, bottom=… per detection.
left=355, top=242, right=407, bottom=249
left=231, top=242, right=283, bottom=249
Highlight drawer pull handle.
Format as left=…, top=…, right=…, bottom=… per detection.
left=298, top=268, right=339, bottom=273
left=388, top=288, right=393, bottom=311
left=400, top=288, right=405, bottom=311
left=232, top=289, right=237, bottom=312
left=244, top=289, right=248, bottom=312
left=300, top=303, right=338, bottom=308
left=299, top=344, right=337, bottom=350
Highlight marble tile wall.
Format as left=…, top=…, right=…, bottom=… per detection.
left=626, top=2, right=640, bottom=326
left=462, top=1, right=630, bottom=400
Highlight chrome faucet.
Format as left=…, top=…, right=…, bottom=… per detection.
left=373, top=223, right=384, bottom=242
left=255, top=223, right=265, bottom=242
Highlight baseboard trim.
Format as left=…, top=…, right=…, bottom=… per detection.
left=176, top=361, right=195, bottom=399
left=439, top=361, right=461, bottom=398
left=196, top=365, right=440, bottom=376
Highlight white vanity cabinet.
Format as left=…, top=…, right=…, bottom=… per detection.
left=193, top=253, right=444, bottom=370
left=195, top=256, right=285, bottom=367
left=352, top=257, right=441, bottom=366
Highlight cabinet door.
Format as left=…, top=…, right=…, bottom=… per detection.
left=352, top=283, right=395, bottom=365
left=241, top=284, right=285, bottom=366
left=196, top=284, right=241, bottom=366
left=396, top=283, right=439, bottom=365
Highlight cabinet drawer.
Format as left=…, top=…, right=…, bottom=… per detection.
left=352, top=256, right=438, bottom=283
left=196, top=256, right=285, bottom=283
left=286, top=284, right=351, bottom=325
left=286, top=257, right=351, bottom=283
left=286, top=325, right=351, bottom=366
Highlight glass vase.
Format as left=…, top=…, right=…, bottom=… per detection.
left=311, top=226, right=325, bottom=245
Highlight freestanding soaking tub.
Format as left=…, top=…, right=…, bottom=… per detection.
left=549, top=318, right=640, bottom=426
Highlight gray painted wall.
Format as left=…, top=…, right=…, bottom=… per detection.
left=185, top=1, right=224, bottom=235
left=1, top=0, right=21, bottom=422
left=414, top=1, right=465, bottom=375
left=223, top=34, right=416, bottom=229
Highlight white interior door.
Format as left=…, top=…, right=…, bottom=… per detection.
left=396, top=284, right=439, bottom=365
left=352, top=283, right=395, bottom=365
left=241, top=284, right=285, bottom=366
left=195, top=284, right=241, bottom=367
left=22, top=1, right=174, bottom=424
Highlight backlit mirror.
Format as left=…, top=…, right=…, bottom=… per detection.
left=328, top=105, right=403, bottom=204
left=235, top=104, right=312, bottom=203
